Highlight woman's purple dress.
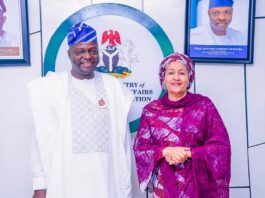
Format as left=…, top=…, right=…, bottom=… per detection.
left=133, top=92, right=231, bottom=198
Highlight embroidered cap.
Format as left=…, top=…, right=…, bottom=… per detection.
left=67, top=22, right=97, bottom=46
left=209, top=0, right=234, bottom=9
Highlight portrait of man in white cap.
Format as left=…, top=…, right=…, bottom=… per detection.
left=190, top=0, right=247, bottom=46
left=0, top=0, right=19, bottom=47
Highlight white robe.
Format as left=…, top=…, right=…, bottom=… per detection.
left=28, top=71, right=133, bottom=198
left=190, top=24, right=246, bottom=45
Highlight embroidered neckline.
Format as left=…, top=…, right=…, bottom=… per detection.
left=68, top=72, right=108, bottom=108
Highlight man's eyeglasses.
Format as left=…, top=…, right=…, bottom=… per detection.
left=210, top=10, right=233, bottom=17
left=71, top=49, right=98, bottom=56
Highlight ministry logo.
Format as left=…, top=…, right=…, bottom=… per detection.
left=96, top=29, right=138, bottom=79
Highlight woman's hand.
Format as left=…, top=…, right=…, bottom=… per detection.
left=162, top=147, right=191, bottom=165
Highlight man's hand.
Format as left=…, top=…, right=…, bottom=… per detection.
left=33, top=189, right=46, bottom=198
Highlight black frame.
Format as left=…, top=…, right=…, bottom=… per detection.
left=0, top=0, right=30, bottom=66
left=185, top=0, right=255, bottom=64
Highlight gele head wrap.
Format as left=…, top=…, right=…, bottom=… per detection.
left=159, top=52, right=195, bottom=90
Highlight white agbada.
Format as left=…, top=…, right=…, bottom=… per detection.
left=28, top=71, right=133, bottom=198
left=190, top=24, right=246, bottom=45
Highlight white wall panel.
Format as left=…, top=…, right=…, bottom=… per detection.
left=41, top=0, right=93, bottom=50
left=195, top=64, right=249, bottom=187
left=144, top=0, right=186, bottom=53
left=230, top=188, right=250, bottom=198
left=246, top=19, right=265, bottom=147
left=0, top=32, right=42, bottom=198
left=255, top=0, right=265, bottom=17
left=249, top=144, right=265, bottom=198
left=28, top=0, right=40, bottom=33
left=92, top=0, right=142, bottom=9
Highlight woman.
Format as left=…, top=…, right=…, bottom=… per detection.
left=133, top=53, right=231, bottom=198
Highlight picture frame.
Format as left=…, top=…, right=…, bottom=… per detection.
left=185, top=0, right=255, bottom=64
left=0, top=0, right=30, bottom=66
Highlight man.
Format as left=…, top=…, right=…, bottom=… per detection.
left=190, top=0, right=246, bottom=45
left=28, top=22, right=133, bottom=198
left=0, top=0, right=18, bottom=47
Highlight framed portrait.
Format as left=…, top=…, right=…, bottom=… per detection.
left=0, top=0, right=30, bottom=66
left=185, top=0, right=255, bottom=64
